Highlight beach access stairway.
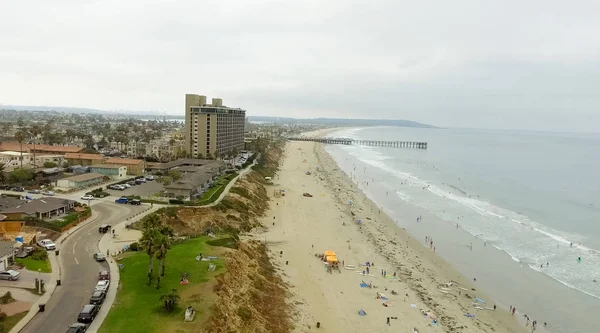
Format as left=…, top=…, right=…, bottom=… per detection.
left=287, top=137, right=428, bottom=149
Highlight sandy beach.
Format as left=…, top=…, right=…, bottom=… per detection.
left=259, top=129, right=533, bottom=333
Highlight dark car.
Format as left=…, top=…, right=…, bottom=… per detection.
left=98, top=270, right=110, bottom=280
left=129, top=199, right=141, bottom=205
left=66, top=323, right=87, bottom=333
left=98, top=224, right=111, bottom=233
left=0, top=185, right=10, bottom=190
left=11, top=187, right=24, bottom=192
left=126, top=181, right=137, bottom=186
left=27, top=189, right=40, bottom=194
left=89, top=290, right=106, bottom=305
left=77, top=304, right=99, bottom=323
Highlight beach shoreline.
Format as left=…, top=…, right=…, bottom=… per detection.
left=258, top=128, right=534, bottom=333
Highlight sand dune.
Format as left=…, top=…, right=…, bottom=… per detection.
left=258, top=130, right=531, bottom=333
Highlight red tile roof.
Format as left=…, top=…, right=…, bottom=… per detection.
left=65, top=153, right=104, bottom=160
left=0, top=142, right=83, bottom=153
left=105, top=157, right=143, bottom=165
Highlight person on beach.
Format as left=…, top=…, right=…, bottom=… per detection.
left=510, top=305, right=512, bottom=312
left=512, top=307, right=516, bottom=315
left=470, top=243, right=473, bottom=251
left=386, top=317, right=390, bottom=326
left=366, top=266, right=370, bottom=274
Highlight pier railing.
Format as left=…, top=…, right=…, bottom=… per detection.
left=287, top=137, right=427, bottom=149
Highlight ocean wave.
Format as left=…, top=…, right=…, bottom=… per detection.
left=333, top=143, right=600, bottom=300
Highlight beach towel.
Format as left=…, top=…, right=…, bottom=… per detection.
left=410, top=304, right=417, bottom=308
left=358, top=309, right=366, bottom=316
left=381, top=296, right=388, bottom=301
left=360, top=282, right=368, bottom=288
left=475, top=297, right=486, bottom=304
left=464, top=313, right=475, bottom=318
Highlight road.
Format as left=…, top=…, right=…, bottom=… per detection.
left=20, top=202, right=146, bottom=333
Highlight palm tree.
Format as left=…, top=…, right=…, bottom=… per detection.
left=14, top=130, right=27, bottom=168
left=29, top=125, right=42, bottom=168
left=154, top=225, right=173, bottom=277
left=159, top=289, right=180, bottom=312
left=139, top=228, right=158, bottom=285
left=0, top=163, right=7, bottom=184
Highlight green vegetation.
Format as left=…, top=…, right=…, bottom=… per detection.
left=15, top=249, right=51, bottom=273
left=9, top=168, right=34, bottom=184
left=42, top=161, right=57, bottom=168
left=184, top=173, right=238, bottom=206
left=51, top=205, right=91, bottom=229
left=99, top=236, right=225, bottom=333
left=0, top=311, right=27, bottom=332
left=167, top=170, right=182, bottom=181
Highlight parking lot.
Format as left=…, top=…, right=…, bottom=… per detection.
left=106, top=178, right=164, bottom=198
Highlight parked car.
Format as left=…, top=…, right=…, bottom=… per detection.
left=89, top=290, right=106, bottom=305
left=0, top=270, right=21, bottom=281
left=121, top=183, right=131, bottom=188
left=109, top=185, right=125, bottom=191
left=126, top=181, right=137, bottom=186
left=67, top=323, right=88, bottom=333
left=77, top=304, right=99, bottom=323
left=98, top=270, right=110, bottom=280
left=81, top=194, right=94, bottom=201
left=37, top=239, right=56, bottom=250
left=41, top=190, right=55, bottom=196
left=27, top=189, right=41, bottom=194
left=98, top=224, right=111, bottom=233
left=129, top=199, right=141, bottom=206
left=145, top=175, right=154, bottom=181
left=0, top=185, right=10, bottom=190
left=114, top=197, right=128, bottom=204
left=135, top=177, right=146, bottom=183
left=93, top=253, right=106, bottom=262
left=95, top=280, right=110, bottom=292
left=11, top=187, right=24, bottom=192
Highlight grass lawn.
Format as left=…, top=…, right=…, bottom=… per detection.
left=190, top=173, right=237, bottom=206
left=15, top=257, right=51, bottom=273
left=0, top=311, right=28, bottom=331
left=99, top=236, right=226, bottom=333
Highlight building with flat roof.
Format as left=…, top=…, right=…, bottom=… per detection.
left=56, top=173, right=107, bottom=190
left=163, top=161, right=226, bottom=198
left=185, top=94, right=246, bottom=159
left=65, top=152, right=104, bottom=166
left=104, top=158, right=145, bottom=176
left=89, top=164, right=127, bottom=179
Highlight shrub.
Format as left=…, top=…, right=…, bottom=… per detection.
left=31, top=248, right=48, bottom=261
left=43, top=162, right=57, bottom=168
left=0, top=312, right=7, bottom=320
left=169, top=199, right=184, bottom=205
left=129, top=242, right=139, bottom=251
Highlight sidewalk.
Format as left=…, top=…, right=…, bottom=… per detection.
left=85, top=206, right=160, bottom=333
left=9, top=210, right=101, bottom=333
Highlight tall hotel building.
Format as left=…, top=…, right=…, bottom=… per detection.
left=185, top=94, right=246, bottom=158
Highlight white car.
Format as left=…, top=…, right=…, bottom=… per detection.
left=37, top=239, right=56, bottom=250
left=0, top=270, right=20, bottom=281
left=41, top=191, right=55, bottom=196
left=145, top=175, right=154, bottom=181
left=81, top=195, right=94, bottom=201
left=121, top=183, right=131, bottom=188
left=95, top=280, right=110, bottom=292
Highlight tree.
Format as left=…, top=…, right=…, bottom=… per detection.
left=139, top=228, right=158, bottom=285
left=159, top=289, right=180, bottom=312
left=9, top=168, right=34, bottom=184
left=167, top=170, right=181, bottom=181
left=196, top=153, right=204, bottom=159
left=13, top=130, right=28, bottom=168
left=29, top=125, right=43, bottom=168
left=0, top=163, right=7, bottom=184
left=160, top=176, right=172, bottom=186
left=43, top=162, right=57, bottom=168
left=154, top=225, right=173, bottom=277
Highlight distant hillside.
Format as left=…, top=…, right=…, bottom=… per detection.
left=248, top=116, right=436, bottom=128
left=0, top=104, right=166, bottom=117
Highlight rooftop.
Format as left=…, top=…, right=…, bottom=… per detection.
left=89, top=164, right=125, bottom=169
left=62, top=172, right=106, bottom=182
left=148, top=158, right=219, bottom=170
left=37, top=167, right=63, bottom=175
left=105, top=157, right=144, bottom=165
left=0, top=241, right=15, bottom=259
left=164, top=162, right=225, bottom=190
left=0, top=142, right=83, bottom=153
left=65, top=152, right=104, bottom=160
left=0, top=197, right=76, bottom=215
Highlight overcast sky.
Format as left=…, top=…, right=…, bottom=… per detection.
left=1, top=0, right=600, bottom=132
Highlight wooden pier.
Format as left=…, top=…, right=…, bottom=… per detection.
left=287, top=137, right=427, bottom=149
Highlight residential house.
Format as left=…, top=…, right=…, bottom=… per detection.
left=0, top=241, right=15, bottom=271
left=64, top=152, right=104, bottom=166
left=0, top=142, right=83, bottom=155
left=147, top=158, right=222, bottom=173
left=57, top=173, right=107, bottom=190
left=0, top=197, right=76, bottom=220
left=88, top=164, right=127, bottom=179
left=35, top=168, right=64, bottom=184
left=163, top=161, right=226, bottom=198
left=104, top=158, right=144, bottom=176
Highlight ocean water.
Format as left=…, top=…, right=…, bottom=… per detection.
left=324, top=127, right=600, bottom=333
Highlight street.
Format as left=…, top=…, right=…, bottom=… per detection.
left=20, top=202, right=146, bottom=333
